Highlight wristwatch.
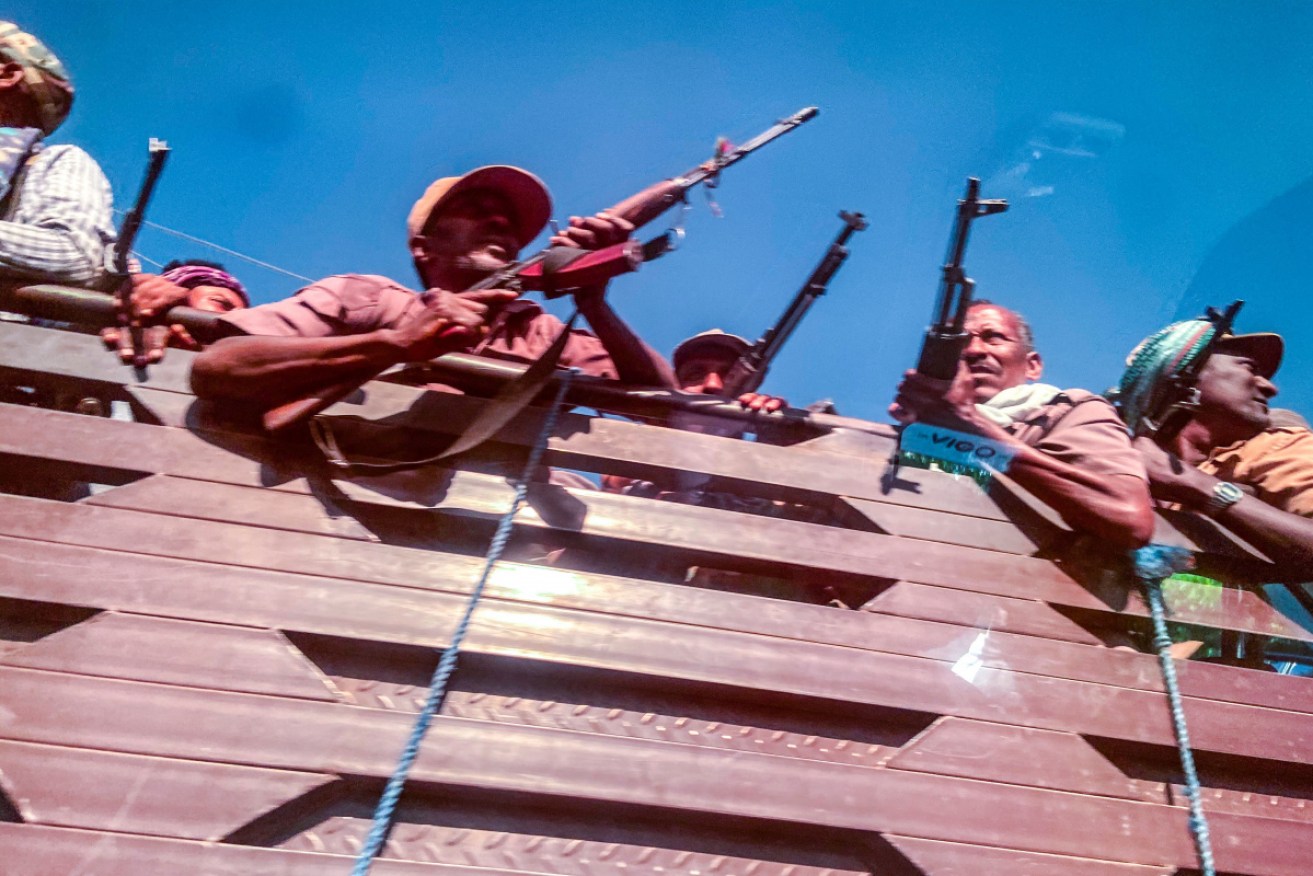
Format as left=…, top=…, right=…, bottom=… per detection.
left=1202, top=481, right=1245, bottom=517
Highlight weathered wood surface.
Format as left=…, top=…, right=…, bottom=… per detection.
left=2, top=403, right=1301, bottom=640
left=3, top=319, right=1313, bottom=875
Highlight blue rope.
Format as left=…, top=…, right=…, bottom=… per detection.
left=351, top=367, right=579, bottom=875
left=1135, top=546, right=1216, bottom=876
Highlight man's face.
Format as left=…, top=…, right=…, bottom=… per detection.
left=960, top=304, right=1043, bottom=403
left=416, top=189, right=522, bottom=280
left=1193, top=352, right=1277, bottom=442
left=186, top=285, right=246, bottom=314
left=677, top=352, right=736, bottom=395
left=0, top=62, right=36, bottom=128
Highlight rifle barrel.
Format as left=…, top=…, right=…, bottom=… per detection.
left=723, top=210, right=865, bottom=395
left=680, top=106, right=820, bottom=188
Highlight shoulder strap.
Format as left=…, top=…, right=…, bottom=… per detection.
left=0, top=151, right=36, bottom=222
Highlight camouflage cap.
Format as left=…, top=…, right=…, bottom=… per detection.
left=0, top=22, right=74, bottom=135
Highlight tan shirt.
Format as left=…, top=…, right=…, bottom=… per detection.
left=1199, top=426, right=1313, bottom=517
left=1005, top=389, right=1147, bottom=481
left=221, top=273, right=619, bottom=379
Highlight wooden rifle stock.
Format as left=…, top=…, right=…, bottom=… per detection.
left=262, top=107, right=820, bottom=433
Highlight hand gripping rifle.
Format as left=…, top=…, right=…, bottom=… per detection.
left=1134, top=299, right=1244, bottom=446
left=263, top=106, right=820, bottom=432
left=720, top=209, right=868, bottom=397
left=113, top=138, right=171, bottom=372
left=915, top=177, right=1008, bottom=380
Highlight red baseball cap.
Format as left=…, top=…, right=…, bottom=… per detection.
left=406, top=165, right=551, bottom=248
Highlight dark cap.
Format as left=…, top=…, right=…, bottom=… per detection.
left=672, top=329, right=751, bottom=374
left=1213, top=331, right=1283, bottom=379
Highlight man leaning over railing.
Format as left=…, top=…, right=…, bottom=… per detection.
left=190, top=166, right=673, bottom=411
left=891, top=299, right=1155, bottom=549
left=1117, top=321, right=1313, bottom=578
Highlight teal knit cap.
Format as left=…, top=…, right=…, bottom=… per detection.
left=1112, top=319, right=1216, bottom=435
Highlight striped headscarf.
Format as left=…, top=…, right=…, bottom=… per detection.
left=0, top=22, right=74, bottom=135
left=1112, top=319, right=1215, bottom=435
left=161, top=263, right=250, bottom=307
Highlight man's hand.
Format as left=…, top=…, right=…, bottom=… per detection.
left=889, top=369, right=996, bottom=435
left=389, top=287, right=519, bottom=362
left=129, top=273, right=190, bottom=319
left=101, top=274, right=197, bottom=364
left=101, top=323, right=200, bottom=364
left=549, top=211, right=635, bottom=251
left=738, top=392, right=787, bottom=413
left=1133, top=436, right=1218, bottom=508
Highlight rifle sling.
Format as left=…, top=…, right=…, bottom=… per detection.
left=312, top=310, right=580, bottom=472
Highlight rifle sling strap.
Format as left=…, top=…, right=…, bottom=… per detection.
left=311, top=310, right=580, bottom=472
left=1, top=152, right=35, bottom=222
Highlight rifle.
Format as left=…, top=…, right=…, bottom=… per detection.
left=915, top=177, right=1008, bottom=380
left=720, top=209, right=868, bottom=397
left=113, top=138, right=171, bottom=371
left=1134, top=300, right=1244, bottom=446
left=263, top=106, right=820, bottom=432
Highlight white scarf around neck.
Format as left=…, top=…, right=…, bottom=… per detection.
left=975, top=382, right=1063, bottom=427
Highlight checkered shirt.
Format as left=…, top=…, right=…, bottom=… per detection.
left=0, top=144, right=115, bottom=287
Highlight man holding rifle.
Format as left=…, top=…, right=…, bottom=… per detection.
left=891, top=299, right=1154, bottom=549
left=892, top=177, right=1152, bottom=549
left=191, top=166, right=674, bottom=407
left=1117, top=319, right=1313, bottom=576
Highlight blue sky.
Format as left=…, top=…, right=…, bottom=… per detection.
left=21, top=1, right=1313, bottom=418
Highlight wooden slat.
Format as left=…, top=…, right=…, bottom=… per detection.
left=0, top=328, right=1014, bottom=522
left=314, top=382, right=1012, bottom=518
left=86, top=474, right=382, bottom=542
left=4, top=402, right=1298, bottom=642
left=863, top=581, right=1106, bottom=645
left=5, top=502, right=1313, bottom=737
left=275, top=815, right=873, bottom=875
left=2, top=528, right=1313, bottom=769
left=843, top=495, right=1043, bottom=554
left=0, top=325, right=1276, bottom=563
left=883, top=835, right=1174, bottom=875
left=0, top=740, right=334, bottom=841
left=0, top=319, right=192, bottom=394
left=0, top=822, right=524, bottom=875
left=0, top=667, right=1272, bottom=872
left=888, top=717, right=1156, bottom=801
left=2, top=612, right=342, bottom=701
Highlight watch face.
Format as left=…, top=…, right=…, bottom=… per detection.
left=1215, top=482, right=1244, bottom=504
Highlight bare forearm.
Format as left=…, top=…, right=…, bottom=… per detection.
left=1007, top=445, right=1155, bottom=548
left=1175, top=484, right=1313, bottom=576
left=577, top=295, right=675, bottom=387
left=190, top=332, right=404, bottom=406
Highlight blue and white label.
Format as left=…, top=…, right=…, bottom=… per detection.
left=900, top=423, right=1016, bottom=474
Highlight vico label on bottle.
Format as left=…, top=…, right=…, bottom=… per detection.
left=900, top=423, right=1016, bottom=474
